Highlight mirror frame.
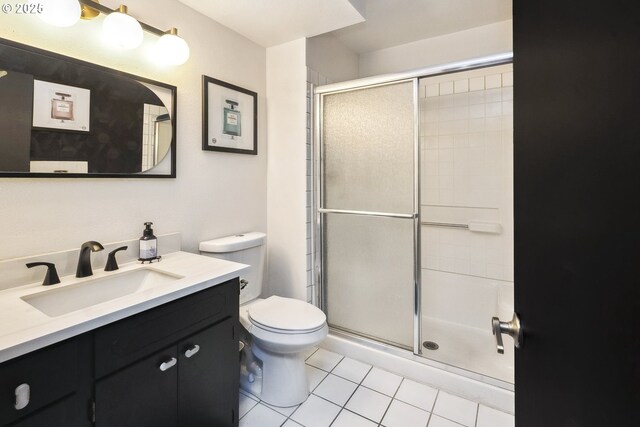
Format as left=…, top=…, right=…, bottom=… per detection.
left=0, top=37, right=177, bottom=179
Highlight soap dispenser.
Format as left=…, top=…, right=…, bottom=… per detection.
left=139, top=222, right=158, bottom=261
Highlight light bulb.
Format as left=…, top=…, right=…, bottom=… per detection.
left=102, top=5, right=143, bottom=50
left=37, top=0, right=81, bottom=27
left=155, top=28, right=190, bottom=66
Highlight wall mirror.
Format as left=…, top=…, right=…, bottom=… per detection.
left=0, top=38, right=176, bottom=178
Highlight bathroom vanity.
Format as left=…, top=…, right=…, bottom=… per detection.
left=0, top=252, right=245, bottom=427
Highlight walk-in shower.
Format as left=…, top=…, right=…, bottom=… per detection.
left=314, top=54, right=514, bottom=387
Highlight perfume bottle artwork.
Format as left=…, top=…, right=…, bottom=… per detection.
left=51, top=92, right=74, bottom=122
left=223, top=99, right=241, bottom=138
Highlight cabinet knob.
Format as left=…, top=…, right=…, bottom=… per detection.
left=184, top=344, right=200, bottom=358
left=159, top=357, right=177, bottom=372
left=14, top=383, right=30, bottom=410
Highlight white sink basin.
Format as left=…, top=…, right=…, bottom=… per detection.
left=21, top=268, right=183, bottom=317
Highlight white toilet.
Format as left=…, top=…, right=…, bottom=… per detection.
left=199, top=232, right=328, bottom=407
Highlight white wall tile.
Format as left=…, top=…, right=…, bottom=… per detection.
left=502, top=71, right=514, bottom=87
left=469, top=76, right=485, bottom=92
left=454, top=79, right=469, bottom=93
left=426, top=84, right=440, bottom=97
left=485, top=74, right=502, bottom=89
left=439, top=81, right=454, bottom=95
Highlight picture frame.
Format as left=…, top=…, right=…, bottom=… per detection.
left=32, top=79, right=91, bottom=132
left=202, top=75, right=257, bottom=155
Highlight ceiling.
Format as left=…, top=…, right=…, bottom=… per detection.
left=177, top=0, right=366, bottom=48
left=178, top=0, right=511, bottom=53
left=331, top=0, right=512, bottom=53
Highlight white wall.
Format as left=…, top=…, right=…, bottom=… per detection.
left=359, top=20, right=512, bottom=77
left=0, top=0, right=267, bottom=259
left=265, top=39, right=308, bottom=300
left=306, top=33, right=359, bottom=83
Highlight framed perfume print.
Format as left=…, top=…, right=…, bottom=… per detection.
left=202, top=75, right=257, bottom=154
left=32, top=80, right=91, bottom=132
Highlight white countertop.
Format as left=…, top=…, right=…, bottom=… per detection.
left=0, top=251, right=248, bottom=363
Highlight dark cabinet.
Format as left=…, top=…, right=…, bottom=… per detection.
left=178, top=319, right=239, bottom=427
left=0, top=335, right=91, bottom=427
left=95, top=345, right=179, bottom=427
left=0, top=278, right=239, bottom=427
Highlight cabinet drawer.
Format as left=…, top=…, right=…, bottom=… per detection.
left=0, top=339, right=78, bottom=426
left=94, top=279, right=238, bottom=378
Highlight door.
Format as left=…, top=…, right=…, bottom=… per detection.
left=514, top=2, right=640, bottom=426
left=95, top=346, right=178, bottom=427
left=318, top=80, right=419, bottom=350
left=178, top=319, right=238, bottom=427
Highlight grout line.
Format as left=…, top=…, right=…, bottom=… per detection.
left=474, top=403, right=480, bottom=427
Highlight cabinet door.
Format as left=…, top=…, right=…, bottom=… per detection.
left=95, top=346, right=178, bottom=427
left=178, top=318, right=239, bottom=427
left=7, top=395, right=78, bottom=427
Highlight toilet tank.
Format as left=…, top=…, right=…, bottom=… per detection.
left=199, top=232, right=266, bottom=304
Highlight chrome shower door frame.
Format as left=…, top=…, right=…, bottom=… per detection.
left=314, top=78, right=422, bottom=355
left=313, top=52, right=514, bottom=358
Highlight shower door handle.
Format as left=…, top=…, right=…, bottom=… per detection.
left=492, top=313, right=523, bottom=354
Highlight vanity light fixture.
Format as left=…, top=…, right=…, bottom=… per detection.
left=58, top=0, right=191, bottom=66
left=37, top=0, right=81, bottom=27
left=102, top=4, right=143, bottom=50
left=155, top=28, right=190, bottom=66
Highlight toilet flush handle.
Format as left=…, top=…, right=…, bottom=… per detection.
left=240, top=279, right=248, bottom=290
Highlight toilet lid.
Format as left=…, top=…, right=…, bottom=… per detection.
left=248, top=296, right=326, bottom=333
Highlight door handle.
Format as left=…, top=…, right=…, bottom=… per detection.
left=184, top=344, right=200, bottom=358
left=14, top=383, right=30, bottom=410
left=159, top=357, right=177, bottom=371
left=491, top=313, right=523, bottom=354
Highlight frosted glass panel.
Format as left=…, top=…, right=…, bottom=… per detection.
left=323, top=82, right=415, bottom=213
left=325, top=214, right=414, bottom=348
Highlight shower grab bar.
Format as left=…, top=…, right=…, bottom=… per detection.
left=421, top=221, right=502, bottom=234
left=421, top=221, right=468, bottom=229
left=318, top=208, right=417, bottom=219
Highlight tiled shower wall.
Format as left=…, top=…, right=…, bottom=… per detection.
left=306, top=68, right=332, bottom=305
left=419, top=64, right=514, bottom=330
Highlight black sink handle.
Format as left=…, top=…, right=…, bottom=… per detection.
left=105, top=246, right=129, bottom=272
left=26, top=262, right=61, bottom=286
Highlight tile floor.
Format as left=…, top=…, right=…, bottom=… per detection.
left=239, top=347, right=514, bottom=427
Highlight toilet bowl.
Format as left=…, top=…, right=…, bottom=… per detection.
left=240, top=296, right=327, bottom=406
left=199, top=232, right=328, bottom=407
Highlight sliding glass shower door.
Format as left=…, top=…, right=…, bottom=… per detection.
left=317, top=80, right=419, bottom=350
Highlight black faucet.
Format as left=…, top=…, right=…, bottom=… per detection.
left=76, top=241, right=104, bottom=278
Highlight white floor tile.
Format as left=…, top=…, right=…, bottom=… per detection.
left=395, top=379, right=439, bottom=411
left=476, top=405, right=514, bottom=427
left=239, top=403, right=287, bottom=427
left=332, top=357, right=372, bottom=383
left=302, top=346, right=319, bottom=361
left=282, top=420, right=304, bottom=427
left=239, top=392, right=259, bottom=418
left=382, top=399, right=431, bottom=427
left=428, top=414, right=464, bottom=427
left=332, top=409, right=378, bottom=427
left=432, top=392, right=478, bottom=427
left=361, top=367, right=403, bottom=396
left=313, top=374, right=358, bottom=406
left=345, top=385, right=392, bottom=423
left=263, top=401, right=300, bottom=417
left=306, top=348, right=343, bottom=372
left=290, top=394, right=341, bottom=427
left=306, top=364, right=329, bottom=391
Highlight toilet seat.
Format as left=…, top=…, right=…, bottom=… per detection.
left=248, top=296, right=326, bottom=334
